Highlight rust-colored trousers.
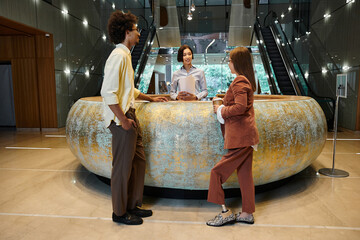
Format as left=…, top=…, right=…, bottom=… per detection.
left=207, top=146, right=255, bottom=213
left=108, top=108, right=146, bottom=216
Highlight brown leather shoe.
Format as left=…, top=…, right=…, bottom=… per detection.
left=128, top=207, right=153, bottom=218
left=112, top=212, right=143, bottom=225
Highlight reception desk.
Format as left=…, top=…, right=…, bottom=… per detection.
left=66, top=95, right=327, bottom=190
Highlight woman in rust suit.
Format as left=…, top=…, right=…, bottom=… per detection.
left=206, top=47, right=259, bottom=227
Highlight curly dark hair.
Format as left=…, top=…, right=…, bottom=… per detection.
left=107, top=11, right=138, bottom=44
left=177, top=44, right=194, bottom=62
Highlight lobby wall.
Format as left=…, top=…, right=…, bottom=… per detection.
left=0, top=0, right=150, bottom=127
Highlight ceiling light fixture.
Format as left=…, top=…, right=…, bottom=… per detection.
left=191, top=2, right=195, bottom=12
left=187, top=12, right=192, bottom=20
left=342, top=65, right=350, bottom=71
left=187, top=0, right=194, bottom=20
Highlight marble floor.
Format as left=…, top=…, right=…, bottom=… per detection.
left=0, top=127, right=359, bottom=240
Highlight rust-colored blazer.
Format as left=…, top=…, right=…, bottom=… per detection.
left=221, top=75, right=259, bottom=149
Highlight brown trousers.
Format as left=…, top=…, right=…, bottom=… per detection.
left=207, top=146, right=255, bottom=213
left=108, top=108, right=146, bottom=216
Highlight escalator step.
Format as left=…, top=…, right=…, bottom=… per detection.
left=270, top=57, right=282, bottom=61
left=272, top=62, right=284, bottom=67
left=281, top=88, right=296, bottom=95
left=276, top=71, right=288, bottom=76
left=267, top=45, right=278, bottom=50
left=278, top=80, right=292, bottom=86
left=266, top=46, right=277, bottom=51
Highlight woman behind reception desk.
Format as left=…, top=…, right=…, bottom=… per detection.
left=170, top=45, right=208, bottom=101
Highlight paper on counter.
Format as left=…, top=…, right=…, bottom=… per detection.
left=178, top=75, right=196, bottom=94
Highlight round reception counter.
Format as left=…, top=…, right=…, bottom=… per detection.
left=66, top=95, right=327, bottom=190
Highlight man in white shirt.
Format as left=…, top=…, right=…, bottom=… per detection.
left=101, top=11, right=167, bottom=225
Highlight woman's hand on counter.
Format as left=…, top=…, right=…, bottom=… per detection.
left=177, top=91, right=197, bottom=101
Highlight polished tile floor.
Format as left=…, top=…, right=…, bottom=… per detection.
left=0, top=128, right=359, bottom=240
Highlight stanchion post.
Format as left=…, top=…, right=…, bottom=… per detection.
left=318, top=74, right=349, bottom=178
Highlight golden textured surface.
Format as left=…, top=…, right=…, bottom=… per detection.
left=66, top=95, right=327, bottom=190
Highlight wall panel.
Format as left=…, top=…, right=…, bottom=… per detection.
left=12, top=36, right=36, bottom=58
left=36, top=34, right=57, bottom=128
left=0, top=36, right=14, bottom=60
left=0, top=33, right=57, bottom=129
left=11, top=58, right=40, bottom=128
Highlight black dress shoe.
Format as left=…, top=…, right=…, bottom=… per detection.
left=112, top=212, right=143, bottom=225
left=128, top=207, right=153, bottom=218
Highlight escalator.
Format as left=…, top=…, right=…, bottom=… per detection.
left=254, top=13, right=335, bottom=129
left=131, top=29, right=149, bottom=71
left=260, top=27, right=296, bottom=95
left=132, top=25, right=157, bottom=88
left=254, top=19, right=303, bottom=96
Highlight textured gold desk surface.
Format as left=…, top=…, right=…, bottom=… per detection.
left=66, top=95, right=327, bottom=190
